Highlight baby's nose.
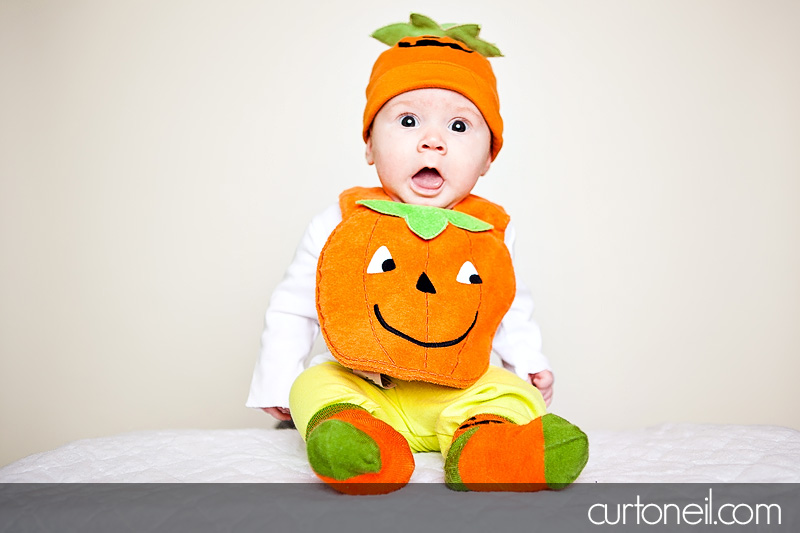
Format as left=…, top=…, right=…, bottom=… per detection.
left=418, top=131, right=447, bottom=154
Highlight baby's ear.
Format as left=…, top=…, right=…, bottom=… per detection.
left=481, top=156, right=492, bottom=176
left=365, top=136, right=375, bottom=165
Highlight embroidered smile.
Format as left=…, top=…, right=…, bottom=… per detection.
left=373, top=304, right=478, bottom=348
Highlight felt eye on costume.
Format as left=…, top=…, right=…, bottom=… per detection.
left=456, top=261, right=482, bottom=285
left=400, top=115, right=418, bottom=128
left=449, top=119, right=468, bottom=133
left=367, top=246, right=396, bottom=274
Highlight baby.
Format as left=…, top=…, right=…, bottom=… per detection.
left=247, top=15, right=586, bottom=493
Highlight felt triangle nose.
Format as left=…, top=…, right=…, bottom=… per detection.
left=416, top=272, right=436, bottom=294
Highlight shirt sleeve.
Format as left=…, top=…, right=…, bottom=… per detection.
left=492, top=221, right=553, bottom=379
left=245, top=203, right=342, bottom=409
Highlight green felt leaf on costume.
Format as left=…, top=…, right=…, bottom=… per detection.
left=357, top=199, right=493, bottom=240
left=445, top=209, right=494, bottom=234
left=370, top=13, right=503, bottom=58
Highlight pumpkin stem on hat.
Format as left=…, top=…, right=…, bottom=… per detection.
left=371, top=13, right=503, bottom=57
left=364, top=14, right=505, bottom=159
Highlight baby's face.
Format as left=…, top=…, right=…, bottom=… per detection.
left=366, top=88, right=493, bottom=209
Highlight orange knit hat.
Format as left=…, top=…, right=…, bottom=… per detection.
left=363, top=34, right=504, bottom=160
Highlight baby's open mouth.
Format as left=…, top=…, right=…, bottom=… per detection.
left=412, top=167, right=444, bottom=190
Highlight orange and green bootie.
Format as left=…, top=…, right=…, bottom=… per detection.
left=304, top=403, right=414, bottom=495
left=444, top=413, right=588, bottom=492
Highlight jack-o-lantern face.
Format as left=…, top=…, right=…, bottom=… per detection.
left=317, top=188, right=515, bottom=388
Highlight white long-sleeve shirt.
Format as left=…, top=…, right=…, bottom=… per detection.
left=246, top=202, right=550, bottom=409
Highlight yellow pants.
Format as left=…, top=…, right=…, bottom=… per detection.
left=289, top=362, right=547, bottom=456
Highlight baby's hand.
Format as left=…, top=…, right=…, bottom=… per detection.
left=528, top=370, right=554, bottom=407
left=262, top=407, right=292, bottom=421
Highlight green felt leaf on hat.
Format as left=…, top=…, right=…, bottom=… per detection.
left=372, top=23, right=435, bottom=46
left=409, top=13, right=439, bottom=30
left=446, top=25, right=503, bottom=58
left=371, top=13, right=503, bottom=58
left=357, top=199, right=493, bottom=240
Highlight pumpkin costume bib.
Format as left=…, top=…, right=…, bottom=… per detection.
left=317, top=186, right=515, bottom=389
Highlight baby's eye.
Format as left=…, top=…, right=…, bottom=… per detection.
left=400, top=115, right=418, bottom=128
left=449, top=119, right=469, bottom=133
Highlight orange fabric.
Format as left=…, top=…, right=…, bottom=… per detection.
left=315, top=409, right=414, bottom=495
left=338, top=186, right=392, bottom=218
left=317, top=187, right=515, bottom=388
left=363, top=35, right=503, bottom=160
left=457, top=417, right=547, bottom=491
left=452, top=413, right=510, bottom=441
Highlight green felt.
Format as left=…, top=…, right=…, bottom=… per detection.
left=410, top=13, right=438, bottom=30
left=357, top=199, right=493, bottom=240
left=306, top=419, right=382, bottom=480
left=371, top=13, right=503, bottom=58
left=541, top=414, right=589, bottom=489
left=305, top=402, right=365, bottom=440
left=443, top=427, right=479, bottom=491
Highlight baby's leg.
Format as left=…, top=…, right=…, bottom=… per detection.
left=437, top=367, right=588, bottom=492
left=289, top=362, right=414, bottom=495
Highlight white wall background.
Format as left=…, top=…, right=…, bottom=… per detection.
left=1, top=0, right=798, bottom=467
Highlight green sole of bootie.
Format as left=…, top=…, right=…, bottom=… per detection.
left=444, top=427, right=478, bottom=491
left=541, top=413, right=589, bottom=489
left=306, top=419, right=381, bottom=480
